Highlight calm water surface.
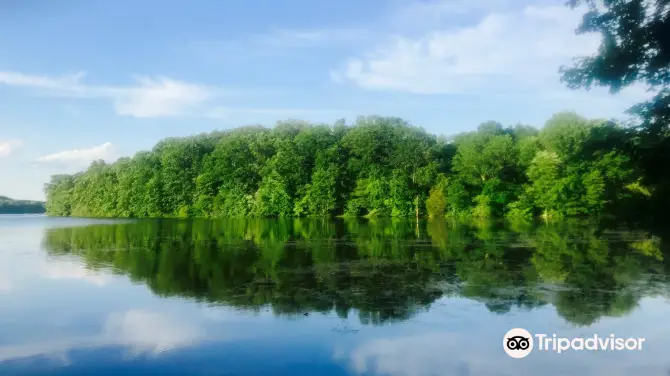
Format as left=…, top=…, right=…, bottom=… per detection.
left=1, top=215, right=670, bottom=375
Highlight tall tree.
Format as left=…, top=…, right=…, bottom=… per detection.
left=562, top=0, right=669, bottom=135
left=562, top=0, right=670, bottom=210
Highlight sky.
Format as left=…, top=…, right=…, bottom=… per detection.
left=0, top=0, right=652, bottom=200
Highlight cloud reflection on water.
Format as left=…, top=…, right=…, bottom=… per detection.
left=0, top=309, right=203, bottom=364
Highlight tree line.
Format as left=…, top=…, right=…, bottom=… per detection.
left=42, top=218, right=669, bottom=326
left=0, top=196, right=45, bottom=214
left=43, top=112, right=650, bottom=219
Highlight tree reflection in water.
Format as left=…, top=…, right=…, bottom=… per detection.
left=42, top=218, right=670, bottom=326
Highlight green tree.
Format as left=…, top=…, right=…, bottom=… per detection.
left=44, top=174, right=76, bottom=216
left=294, top=165, right=338, bottom=216
left=255, top=170, right=292, bottom=217
left=452, top=131, right=516, bottom=186
left=42, top=112, right=644, bottom=220
left=526, top=151, right=563, bottom=219
left=562, top=0, right=669, bottom=136
left=539, top=112, right=590, bottom=160
left=426, top=186, right=446, bottom=219
left=561, top=0, right=670, bottom=216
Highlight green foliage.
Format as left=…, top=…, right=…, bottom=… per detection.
left=44, top=174, right=75, bottom=216
left=472, top=194, right=493, bottom=218
left=562, top=0, right=670, bottom=134
left=294, top=165, right=338, bottom=216
left=41, top=218, right=670, bottom=326
left=582, top=169, right=606, bottom=213
left=426, top=186, right=446, bottom=219
left=43, top=113, right=652, bottom=219
left=452, top=130, right=516, bottom=186
left=254, top=170, right=292, bottom=217
left=444, top=178, right=470, bottom=216
left=354, top=177, right=392, bottom=217
left=0, top=196, right=45, bottom=214
left=213, top=187, right=255, bottom=217
left=517, top=136, right=542, bottom=168
left=626, top=180, right=651, bottom=197
left=540, top=112, right=590, bottom=159
left=526, top=151, right=562, bottom=216
left=389, top=171, right=413, bottom=217
left=561, top=0, right=670, bottom=217
left=506, top=194, right=534, bottom=220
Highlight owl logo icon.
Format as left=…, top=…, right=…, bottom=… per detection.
left=503, top=328, right=533, bottom=358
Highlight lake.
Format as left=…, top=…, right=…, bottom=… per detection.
left=1, top=215, right=669, bottom=375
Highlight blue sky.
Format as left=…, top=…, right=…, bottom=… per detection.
left=0, top=0, right=651, bottom=200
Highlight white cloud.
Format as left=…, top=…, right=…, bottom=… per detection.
left=111, top=76, right=212, bottom=118
left=204, top=106, right=346, bottom=120
left=0, top=310, right=202, bottom=363
left=0, top=71, right=214, bottom=118
left=190, top=27, right=367, bottom=61
left=41, top=259, right=111, bottom=287
left=333, top=4, right=652, bottom=117
left=251, top=28, right=364, bottom=49
left=0, top=139, right=23, bottom=158
left=35, top=142, right=116, bottom=168
left=104, top=310, right=201, bottom=354
left=347, top=329, right=670, bottom=376
left=348, top=332, right=494, bottom=376
left=0, top=71, right=86, bottom=92
left=383, top=0, right=549, bottom=32
left=336, top=5, right=599, bottom=94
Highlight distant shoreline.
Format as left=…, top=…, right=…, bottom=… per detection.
left=0, top=213, right=46, bottom=216
left=0, top=196, right=46, bottom=215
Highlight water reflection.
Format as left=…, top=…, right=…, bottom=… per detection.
left=0, top=309, right=201, bottom=362
left=4, top=217, right=670, bottom=375
left=40, top=218, right=670, bottom=327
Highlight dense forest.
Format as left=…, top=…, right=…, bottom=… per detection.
left=42, top=113, right=651, bottom=220
left=0, top=196, right=45, bottom=214
left=44, top=0, right=670, bottom=220
left=42, top=218, right=668, bottom=326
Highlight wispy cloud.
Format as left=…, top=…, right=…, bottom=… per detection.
left=331, top=4, right=651, bottom=118
left=41, top=259, right=111, bottom=287
left=0, top=71, right=87, bottom=90
left=204, top=106, right=348, bottom=120
left=104, top=310, right=202, bottom=354
left=0, top=310, right=202, bottom=363
left=0, top=71, right=215, bottom=118
left=346, top=321, right=670, bottom=376
left=384, top=0, right=554, bottom=28
left=250, top=28, right=364, bottom=49
left=35, top=142, right=116, bottom=168
left=335, top=5, right=599, bottom=94
left=0, top=139, right=23, bottom=158
left=113, top=76, right=213, bottom=117
left=189, top=27, right=368, bottom=61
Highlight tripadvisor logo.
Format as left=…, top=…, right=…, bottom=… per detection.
left=503, top=328, right=646, bottom=358
left=503, top=328, right=533, bottom=358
